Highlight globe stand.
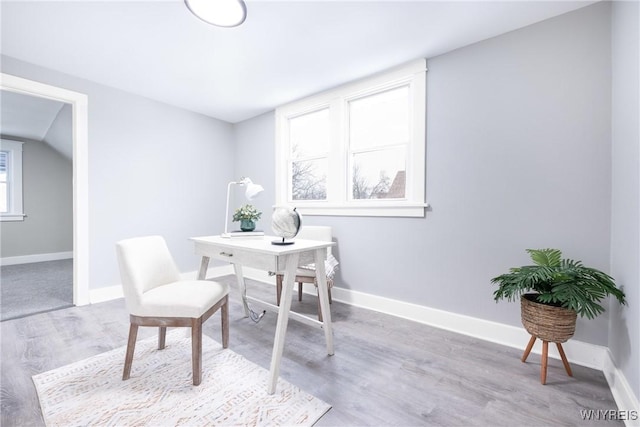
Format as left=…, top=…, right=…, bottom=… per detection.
left=271, top=237, right=295, bottom=246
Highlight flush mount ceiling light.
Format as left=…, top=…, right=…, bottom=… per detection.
left=185, top=0, right=247, bottom=28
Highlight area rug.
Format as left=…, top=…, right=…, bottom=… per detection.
left=32, top=331, right=331, bottom=426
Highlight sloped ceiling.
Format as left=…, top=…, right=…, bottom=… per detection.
left=0, top=89, right=66, bottom=142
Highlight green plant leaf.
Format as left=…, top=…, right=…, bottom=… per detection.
left=526, top=248, right=562, bottom=267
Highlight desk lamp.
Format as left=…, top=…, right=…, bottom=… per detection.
left=222, top=177, right=264, bottom=238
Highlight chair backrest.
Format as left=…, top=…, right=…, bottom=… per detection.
left=116, top=235, right=181, bottom=313
left=297, top=226, right=333, bottom=255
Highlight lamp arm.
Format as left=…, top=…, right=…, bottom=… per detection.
left=224, top=181, right=235, bottom=235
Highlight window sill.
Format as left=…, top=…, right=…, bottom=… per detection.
left=293, top=202, right=429, bottom=218
left=1, top=214, right=26, bottom=222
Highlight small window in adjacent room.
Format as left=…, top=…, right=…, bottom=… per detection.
left=0, top=139, right=25, bottom=221
left=275, top=58, right=427, bottom=217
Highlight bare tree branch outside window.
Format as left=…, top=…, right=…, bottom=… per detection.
left=352, top=163, right=393, bottom=199
left=291, top=144, right=327, bottom=200
left=292, top=160, right=327, bottom=200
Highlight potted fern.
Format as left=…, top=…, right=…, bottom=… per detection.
left=491, top=248, right=626, bottom=383
left=492, top=248, right=626, bottom=321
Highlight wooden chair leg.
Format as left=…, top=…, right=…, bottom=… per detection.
left=541, top=341, right=549, bottom=385
left=522, top=335, right=536, bottom=362
left=221, top=296, right=229, bottom=349
left=192, top=318, right=203, bottom=386
left=556, top=342, right=573, bottom=377
left=276, top=275, right=283, bottom=306
left=123, top=323, right=138, bottom=380
left=298, top=282, right=303, bottom=301
left=158, top=326, right=167, bottom=350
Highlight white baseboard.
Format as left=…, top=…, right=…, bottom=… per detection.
left=238, top=267, right=274, bottom=283
left=1, top=251, right=73, bottom=266
left=87, top=264, right=638, bottom=418
left=206, top=264, right=235, bottom=279
left=329, top=285, right=607, bottom=369
left=603, top=351, right=640, bottom=426
left=89, top=284, right=123, bottom=304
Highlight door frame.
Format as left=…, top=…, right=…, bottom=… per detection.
left=1, top=73, right=90, bottom=305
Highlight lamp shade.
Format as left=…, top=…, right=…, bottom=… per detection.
left=245, top=181, right=264, bottom=200
left=185, top=0, right=247, bottom=27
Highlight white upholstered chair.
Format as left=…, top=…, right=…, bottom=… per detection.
left=275, top=226, right=335, bottom=321
left=116, top=235, right=229, bottom=386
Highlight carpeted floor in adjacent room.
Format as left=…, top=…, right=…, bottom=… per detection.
left=1, top=259, right=73, bottom=321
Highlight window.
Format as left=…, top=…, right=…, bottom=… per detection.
left=290, top=108, right=330, bottom=201
left=276, top=59, right=427, bottom=217
left=1, top=139, right=25, bottom=221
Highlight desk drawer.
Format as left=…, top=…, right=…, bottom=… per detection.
left=198, top=244, right=277, bottom=272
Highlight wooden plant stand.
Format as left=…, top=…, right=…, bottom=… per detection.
left=521, top=335, right=573, bottom=384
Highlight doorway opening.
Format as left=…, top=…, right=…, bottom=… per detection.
left=1, top=73, right=89, bottom=314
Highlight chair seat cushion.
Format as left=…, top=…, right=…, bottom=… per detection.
left=132, top=280, right=229, bottom=318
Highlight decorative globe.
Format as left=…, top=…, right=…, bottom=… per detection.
left=271, top=206, right=301, bottom=244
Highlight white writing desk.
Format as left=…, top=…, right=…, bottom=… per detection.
left=191, top=235, right=335, bottom=394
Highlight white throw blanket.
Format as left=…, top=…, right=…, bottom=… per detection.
left=298, top=253, right=339, bottom=280
left=269, top=254, right=339, bottom=281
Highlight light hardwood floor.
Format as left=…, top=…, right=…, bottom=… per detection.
left=1, top=276, right=621, bottom=426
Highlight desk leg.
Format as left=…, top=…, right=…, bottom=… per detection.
left=233, top=263, right=250, bottom=318
left=314, top=248, right=334, bottom=356
left=268, top=252, right=299, bottom=394
left=197, top=256, right=210, bottom=280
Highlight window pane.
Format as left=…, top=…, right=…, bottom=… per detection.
left=352, top=147, right=406, bottom=200
left=291, top=158, right=327, bottom=201
left=0, top=183, right=7, bottom=213
left=289, top=108, right=330, bottom=158
left=0, top=151, right=7, bottom=177
left=349, top=86, right=410, bottom=150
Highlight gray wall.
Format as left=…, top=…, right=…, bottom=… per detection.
left=232, top=111, right=276, bottom=234
left=1, top=55, right=235, bottom=289
left=0, top=136, right=72, bottom=257
left=610, top=0, right=640, bottom=402
left=235, top=3, right=614, bottom=346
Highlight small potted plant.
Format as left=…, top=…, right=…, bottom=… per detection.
left=491, top=248, right=627, bottom=383
left=232, top=204, right=262, bottom=232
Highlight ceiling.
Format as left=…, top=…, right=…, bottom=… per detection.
left=0, top=90, right=65, bottom=141
left=1, top=0, right=597, bottom=124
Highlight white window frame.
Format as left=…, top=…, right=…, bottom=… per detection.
left=275, top=58, right=427, bottom=217
left=0, top=139, right=25, bottom=222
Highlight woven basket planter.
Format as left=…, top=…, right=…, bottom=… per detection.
left=521, top=294, right=577, bottom=343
